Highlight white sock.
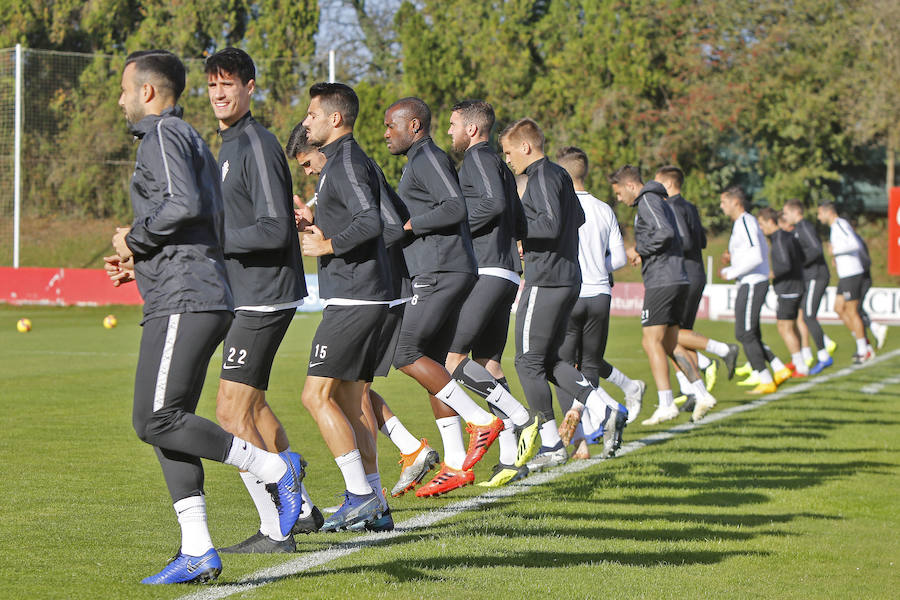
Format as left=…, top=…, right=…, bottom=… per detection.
left=484, top=385, right=529, bottom=426
left=791, top=352, right=808, bottom=374
left=174, top=495, right=214, bottom=556
left=692, top=378, right=714, bottom=402
left=497, top=418, right=517, bottom=464
left=239, top=471, right=287, bottom=541
left=436, top=416, right=466, bottom=470
left=658, top=389, right=674, bottom=409
left=224, top=436, right=286, bottom=483
left=435, top=380, right=492, bottom=425
left=817, top=348, right=831, bottom=362
left=757, top=369, right=774, bottom=384
left=606, top=367, right=636, bottom=395
left=675, top=371, right=692, bottom=395
left=581, top=404, right=597, bottom=433
left=334, top=449, right=373, bottom=496
left=366, top=472, right=387, bottom=511
left=856, top=337, right=868, bottom=355
left=381, top=416, right=422, bottom=455
left=697, top=353, right=712, bottom=370
left=586, top=387, right=623, bottom=412
left=770, top=357, right=786, bottom=372
left=705, top=339, right=730, bottom=357
left=801, top=346, right=814, bottom=364
left=539, top=418, right=562, bottom=448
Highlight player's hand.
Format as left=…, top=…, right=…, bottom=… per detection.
left=112, top=226, right=133, bottom=261
left=517, top=240, right=524, bottom=259
left=626, top=246, right=641, bottom=266
left=103, top=254, right=135, bottom=287
left=301, top=225, right=333, bottom=256
left=719, top=267, right=729, bottom=280
left=721, top=251, right=731, bottom=266
left=293, top=194, right=314, bottom=231
left=403, top=220, right=412, bottom=232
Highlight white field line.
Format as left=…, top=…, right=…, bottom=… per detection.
left=178, top=348, right=900, bottom=600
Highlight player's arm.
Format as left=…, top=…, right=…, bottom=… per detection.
left=770, top=233, right=792, bottom=280
left=722, top=216, right=763, bottom=279
left=406, top=149, right=467, bottom=233
left=831, top=220, right=861, bottom=256
left=672, top=204, right=692, bottom=254
left=224, top=141, right=295, bottom=254
left=796, top=221, right=824, bottom=266
left=327, top=160, right=383, bottom=256
left=605, top=210, right=627, bottom=272
left=521, top=169, right=563, bottom=240
left=125, top=123, right=205, bottom=258
left=689, top=204, right=707, bottom=250
left=634, top=195, right=675, bottom=257
left=463, top=153, right=507, bottom=234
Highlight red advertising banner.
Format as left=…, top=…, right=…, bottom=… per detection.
left=890, top=187, right=900, bottom=275
left=0, top=267, right=143, bottom=306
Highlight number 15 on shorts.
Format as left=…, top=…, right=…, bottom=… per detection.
left=309, top=344, right=327, bottom=367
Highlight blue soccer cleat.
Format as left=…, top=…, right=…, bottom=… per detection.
left=809, top=357, right=833, bottom=375
left=349, top=507, right=395, bottom=532
left=141, top=548, right=221, bottom=584
left=266, top=451, right=306, bottom=537
left=320, top=490, right=381, bottom=532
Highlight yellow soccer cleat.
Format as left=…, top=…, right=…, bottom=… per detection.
left=773, top=366, right=793, bottom=386
left=747, top=382, right=777, bottom=395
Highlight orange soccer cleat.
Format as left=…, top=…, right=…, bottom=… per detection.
left=461, top=418, right=504, bottom=470
left=414, top=463, right=474, bottom=497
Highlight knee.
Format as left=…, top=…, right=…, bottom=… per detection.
left=514, top=352, right=543, bottom=376
left=301, top=386, right=327, bottom=414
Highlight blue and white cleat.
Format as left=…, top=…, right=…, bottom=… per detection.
left=601, top=405, right=628, bottom=458
left=809, top=357, right=833, bottom=375
left=320, top=490, right=381, bottom=532
left=349, top=507, right=395, bottom=532
left=266, top=451, right=306, bottom=537
left=141, top=548, right=221, bottom=584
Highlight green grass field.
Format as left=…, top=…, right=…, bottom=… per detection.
left=1, top=305, right=898, bottom=599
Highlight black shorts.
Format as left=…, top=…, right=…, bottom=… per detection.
left=680, top=277, right=706, bottom=330
left=308, top=304, right=386, bottom=381
left=642, top=284, right=688, bottom=327
left=220, top=309, right=295, bottom=390
left=776, top=295, right=802, bottom=321
left=393, top=272, right=476, bottom=369
left=448, top=275, right=519, bottom=361
left=838, top=274, right=864, bottom=302
left=373, top=303, right=405, bottom=378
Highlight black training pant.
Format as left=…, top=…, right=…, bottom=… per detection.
left=734, top=281, right=769, bottom=372
left=556, top=293, right=613, bottom=413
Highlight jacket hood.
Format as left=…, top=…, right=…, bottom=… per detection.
left=639, top=180, right=668, bottom=198
left=129, top=105, right=184, bottom=138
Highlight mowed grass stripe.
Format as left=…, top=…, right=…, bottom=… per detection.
left=177, top=348, right=900, bottom=600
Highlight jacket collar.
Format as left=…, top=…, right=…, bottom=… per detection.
left=218, top=110, right=254, bottom=142
left=320, top=132, right=355, bottom=160
left=129, top=105, right=183, bottom=138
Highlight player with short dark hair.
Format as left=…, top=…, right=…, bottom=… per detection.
left=384, top=97, right=504, bottom=497
left=108, top=49, right=304, bottom=585
left=501, top=120, right=627, bottom=468
left=202, top=48, right=319, bottom=553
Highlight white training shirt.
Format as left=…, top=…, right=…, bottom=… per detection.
left=575, top=191, right=626, bottom=297
left=722, top=211, right=769, bottom=285
left=829, top=217, right=864, bottom=278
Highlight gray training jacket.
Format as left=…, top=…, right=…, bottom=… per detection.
left=125, top=105, right=233, bottom=324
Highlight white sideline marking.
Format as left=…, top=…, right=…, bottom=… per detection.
left=860, top=373, right=900, bottom=394
left=178, top=348, right=900, bottom=600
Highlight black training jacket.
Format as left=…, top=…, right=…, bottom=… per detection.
left=792, top=219, right=830, bottom=282
left=372, top=159, right=412, bottom=299
left=633, top=181, right=688, bottom=289
left=314, top=133, right=391, bottom=301
left=125, top=105, right=233, bottom=323
left=397, top=137, right=477, bottom=276
left=769, top=228, right=804, bottom=296
left=666, top=193, right=706, bottom=282
left=520, top=157, right=584, bottom=287
left=217, top=112, right=306, bottom=307
left=459, top=141, right=523, bottom=273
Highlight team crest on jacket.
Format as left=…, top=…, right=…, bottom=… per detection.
left=221, top=160, right=229, bottom=182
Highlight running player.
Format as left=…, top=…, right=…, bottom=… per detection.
left=445, top=100, right=539, bottom=487
left=654, top=166, right=740, bottom=390
left=109, top=50, right=304, bottom=584
left=608, top=166, right=697, bottom=424
left=554, top=147, right=646, bottom=459
left=297, top=82, right=392, bottom=530
left=782, top=199, right=837, bottom=374
left=500, top=119, right=627, bottom=468
left=718, top=186, right=778, bottom=394
left=203, top=47, right=319, bottom=553
left=853, top=232, right=889, bottom=350
left=384, top=97, right=503, bottom=496
left=816, top=202, right=873, bottom=363
left=758, top=208, right=809, bottom=377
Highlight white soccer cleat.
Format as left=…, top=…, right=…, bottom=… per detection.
left=871, top=321, right=888, bottom=350
left=641, top=404, right=679, bottom=426
left=624, top=380, right=646, bottom=424
left=691, top=394, right=716, bottom=422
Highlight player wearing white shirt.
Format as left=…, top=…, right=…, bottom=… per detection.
left=719, top=186, right=779, bottom=394
left=554, top=148, right=646, bottom=458
left=817, top=202, right=872, bottom=362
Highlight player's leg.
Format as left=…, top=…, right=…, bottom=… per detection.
left=838, top=276, right=870, bottom=361
left=736, top=282, right=776, bottom=393
left=677, top=278, right=739, bottom=380
left=805, top=276, right=835, bottom=366
left=776, top=296, right=807, bottom=376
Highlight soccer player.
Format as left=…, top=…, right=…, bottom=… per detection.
left=554, top=147, right=646, bottom=458
left=297, top=82, right=393, bottom=530
left=202, top=47, right=319, bottom=553
left=109, top=49, right=304, bottom=584
left=654, top=166, right=740, bottom=389
left=285, top=124, right=436, bottom=508
left=817, top=202, right=873, bottom=363
left=718, top=186, right=778, bottom=394
left=782, top=199, right=836, bottom=374
left=853, top=233, right=889, bottom=350
left=500, top=119, right=626, bottom=468
left=445, top=100, right=539, bottom=487
left=758, top=208, right=809, bottom=377
left=384, top=97, right=503, bottom=496
left=608, top=166, right=704, bottom=424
